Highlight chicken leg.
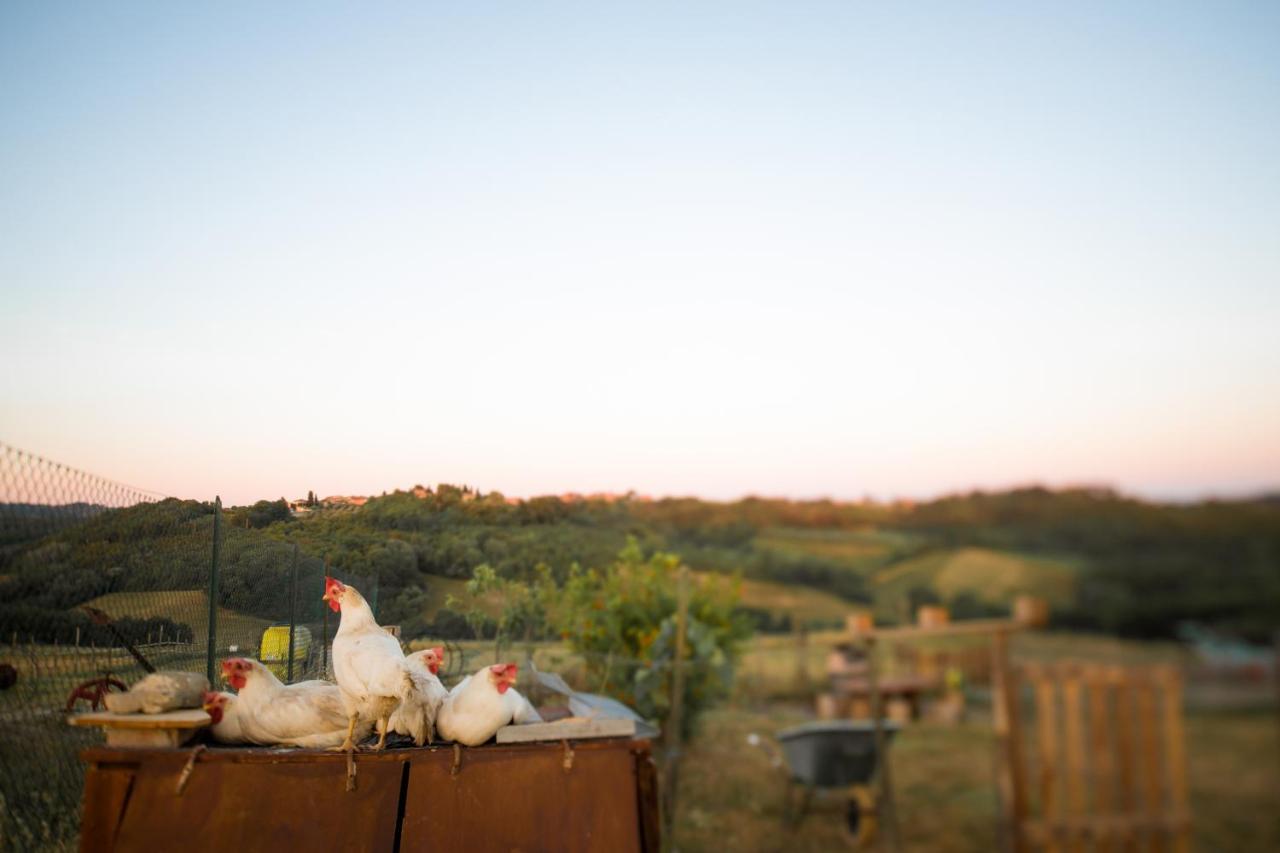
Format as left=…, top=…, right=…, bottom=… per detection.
left=369, top=717, right=389, bottom=752
left=327, top=714, right=359, bottom=753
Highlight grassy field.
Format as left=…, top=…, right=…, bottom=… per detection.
left=82, top=590, right=273, bottom=654
left=417, top=575, right=507, bottom=620
left=675, top=704, right=1280, bottom=852
left=752, top=527, right=1083, bottom=629
left=755, top=527, right=905, bottom=568
left=872, top=547, right=1077, bottom=611
left=5, top=619, right=1275, bottom=852
left=704, top=573, right=856, bottom=624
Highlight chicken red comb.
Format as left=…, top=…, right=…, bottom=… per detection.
left=432, top=646, right=445, bottom=659
left=488, top=663, right=518, bottom=678
left=324, top=576, right=344, bottom=594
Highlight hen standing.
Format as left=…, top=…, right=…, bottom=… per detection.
left=325, top=577, right=437, bottom=750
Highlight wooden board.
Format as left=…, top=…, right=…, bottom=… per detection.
left=79, top=740, right=659, bottom=853
left=402, top=740, right=648, bottom=853
left=495, top=718, right=646, bottom=743
left=70, top=710, right=210, bottom=729
left=70, top=709, right=210, bottom=748
left=80, top=750, right=403, bottom=853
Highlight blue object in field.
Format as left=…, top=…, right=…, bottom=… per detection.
left=777, top=721, right=900, bottom=788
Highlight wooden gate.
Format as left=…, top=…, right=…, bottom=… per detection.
left=995, top=661, right=1191, bottom=852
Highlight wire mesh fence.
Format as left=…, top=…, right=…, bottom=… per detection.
left=0, top=445, right=376, bottom=852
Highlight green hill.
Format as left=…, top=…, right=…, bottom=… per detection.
left=871, top=546, right=1077, bottom=619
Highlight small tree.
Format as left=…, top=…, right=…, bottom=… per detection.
left=555, top=538, right=749, bottom=739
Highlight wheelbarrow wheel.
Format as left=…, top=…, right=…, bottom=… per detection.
left=846, top=796, right=861, bottom=835
left=843, top=786, right=877, bottom=848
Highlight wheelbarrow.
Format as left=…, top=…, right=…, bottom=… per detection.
left=752, top=720, right=900, bottom=845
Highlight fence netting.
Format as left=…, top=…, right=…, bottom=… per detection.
left=0, top=445, right=375, bottom=852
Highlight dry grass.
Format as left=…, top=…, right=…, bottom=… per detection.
left=676, top=703, right=1280, bottom=852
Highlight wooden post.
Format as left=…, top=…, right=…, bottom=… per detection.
left=1159, top=668, right=1189, bottom=853
left=794, top=624, right=810, bottom=696
left=864, top=634, right=901, bottom=853
left=662, top=566, right=691, bottom=843
left=1030, top=668, right=1061, bottom=853
left=991, top=628, right=1027, bottom=853
left=1062, top=672, right=1086, bottom=853
left=205, top=496, right=222, bottom=684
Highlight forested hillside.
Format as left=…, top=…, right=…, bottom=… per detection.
left=2, top=485, right=1277, bottom=642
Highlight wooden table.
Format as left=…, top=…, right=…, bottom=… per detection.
left=79, top=738, right=659, bottom=853
left=829, top=674, right=940, bottom=720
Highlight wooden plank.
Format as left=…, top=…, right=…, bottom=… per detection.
left=1158, top=670, right=1190, bottom=853
left=108, top=752, right=405, bottom=852
left=79, top=763, right=135, bottom=853
left=70, top=710, right=210, bottom=729
left=634, top=745, right=662, bottom=853
left=1033, top=675, right=1061, bottom=853
left=497, top=718, right=642, bottom=743
left=401, top=740, right=645, bottom=853
left=1113, top=673, right=1140, bottom=853
left=1061, top=675, right=1087, bottom=853
left=1136, top=681, right=1167, bottom=853
left=1088, top=670, right=1116, bottom=853
left=846, top=617, right=1025, bottom=642
left=991, top=629, right=1027, bottom=853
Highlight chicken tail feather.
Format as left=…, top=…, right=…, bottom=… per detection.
left=397, top=669, right=437, bottom=746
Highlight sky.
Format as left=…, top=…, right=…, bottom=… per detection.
left=1, top=2, right=1278, bottom=506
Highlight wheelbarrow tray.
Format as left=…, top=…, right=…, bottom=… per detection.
left=777, top=720, right=900, bottom=788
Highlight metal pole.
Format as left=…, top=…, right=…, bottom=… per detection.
left=864, top=634, right=901, bottom=853
left=287, top=543, right=299, bottom=683
left=663, top=565, right=691, bottom=841
left=321, top=559, right=329, bottom=677
left=205, top=496, right=222, bottom=684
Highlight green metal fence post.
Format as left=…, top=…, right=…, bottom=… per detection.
left=287, top=543, right=299, bottom=683
left=206, top=496, right=222, bottom=684
left=321, top=559, right=329, bottom=677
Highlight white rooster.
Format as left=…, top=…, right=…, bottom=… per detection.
left=220, top=657, right=370, bottom=749
left=438, top=663, right=542, bottom=746
left=388, top=647, right=448, bottom=740
left=324, top=576, right=437, bottom=751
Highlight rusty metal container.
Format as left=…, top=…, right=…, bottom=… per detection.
left=79, top=738, right=659, bottom=853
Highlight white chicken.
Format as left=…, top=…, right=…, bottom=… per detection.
left=102, top=670, right=209, bottom=714
left=220, top=657, right=370, bottom=749
left=387, top=647, right=448, bottom=740
left=324, top=576, right=437, bottom=750
left=201, top=690, right=248, bottom=744
left=438, top=663, right=542, bottom=746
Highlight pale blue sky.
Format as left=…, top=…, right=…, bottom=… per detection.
left=2, top=2, right=1278, bottom=505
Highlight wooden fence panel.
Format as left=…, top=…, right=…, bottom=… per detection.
left=1001, top=662, right=1190, bottom=853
